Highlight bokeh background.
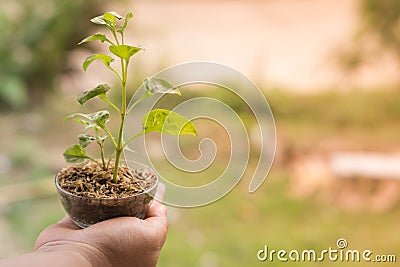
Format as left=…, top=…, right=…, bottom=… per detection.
left=1, top=0, right=399, bottom=266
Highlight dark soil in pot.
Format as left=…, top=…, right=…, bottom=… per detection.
left=55, top=161, right=158, bottom=228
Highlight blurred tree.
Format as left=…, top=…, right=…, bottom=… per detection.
left=337, top=0, right=400, bottom=72
left=360, top=0, right=400, bottom=59
left=0, top=0, right=102, bottom=110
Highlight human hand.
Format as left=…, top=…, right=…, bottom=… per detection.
left=34, top=183, right=168, bottom=267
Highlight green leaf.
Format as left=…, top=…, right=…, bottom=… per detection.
left=71, top=117, right=100, bottom=131
left=142, top=109, right=197, bottom=136
left=98, top=94, right=120, bottom=113
left=91, top=12, right=123, bottom=30
left=118, top=12, right=134, bottom=33
left=77, top=84, right=111, bottom=105
left=86, top=110, right=110, bottom=129
left=144, top=77, right=181, bottom=96
left=83, top=54, right=114, bottom=71
left=66, top=110, right=110, bottom=130
left=90, top=15, right=109, bottom=26
left=64, top=116, right=99, bottom=131
left=78, top=33, right=111, bottom=45
left=78, top=134, right=107, bottom=148
left=104, top=12, right=123, bottom=22
left=63, top=144, right=88, bottom=164
left=109, top=45, right=141, bottom=61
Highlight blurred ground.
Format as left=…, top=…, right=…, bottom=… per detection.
left=65, top=0, right=400, bottom=93
left=121, top=0, right=399, bottom=90
left=1, top=89, right=399, bottom=266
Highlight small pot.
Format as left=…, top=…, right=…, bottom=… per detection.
left=55, top=162, right=158, bottom=228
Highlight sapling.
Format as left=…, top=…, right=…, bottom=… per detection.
left=63, top=11, right=197, bottom=185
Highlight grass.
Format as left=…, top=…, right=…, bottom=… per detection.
left=1, top=88, right=400, bottom=265
left=3, top=196, right=65, bottom=246
left=159, top=168, right=400, bottom=266
left=265, top=88, right=400, bottom=150
left=3, top=168, right=399, bottom=266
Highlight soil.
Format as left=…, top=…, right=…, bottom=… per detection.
left=57, top=161, right=157, bottom=199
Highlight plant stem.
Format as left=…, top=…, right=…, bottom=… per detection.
left=112, top=31, right=120, bottom=46
left=98, top=141, right=106, bottom=171
left=126, top=94, right=149, bottom=115
left=107, top=66, right=123, bottom=82
left=112, top=57, right=129, bottom=183
left=112, top=115, right=125, bottom=182
left=101, top=95, right=121, bottom=114
left=123, top=131, right=145, bottom=149
left=87, top=156, right=99, bottom=165
left=102, top=127, right=118, bottom=148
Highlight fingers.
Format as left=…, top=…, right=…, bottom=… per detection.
left=146, top=183, right=168, bottom=234
left=34, top=215, right=79, bottom=250
left=147, top=183, right=167, bottom=218
left=153, top=182, right=166, bottom=203
left=37, top=183, right=167, bottom=251
left=147, top=201, right=167, bottom=219
left=56, top=215, right=81, bottom=230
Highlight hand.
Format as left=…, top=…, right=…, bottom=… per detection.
left=34, top=183, right=168, bottom=267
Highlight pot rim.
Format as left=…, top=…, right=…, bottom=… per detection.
left=55, top=161, right=159, bottom=200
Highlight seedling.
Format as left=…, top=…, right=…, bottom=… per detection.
left=63, top=11, right=197, bottom=184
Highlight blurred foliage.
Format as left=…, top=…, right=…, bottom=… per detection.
left=265, top=88, right=400, bottom=151
left=340, top=0, right=400, bottom=70
left=267, top=89, right=400, bottom=129
left=2, top=88, right=400, bottom=264
left=0, top=0, right=102, bottom=110
left=360, top=0, right=400, bottom=57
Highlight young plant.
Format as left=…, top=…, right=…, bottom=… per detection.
left=63, top=11, right=197, bottom=184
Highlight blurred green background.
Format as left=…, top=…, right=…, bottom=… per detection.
left=0, top=0, right=399, bottom=266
